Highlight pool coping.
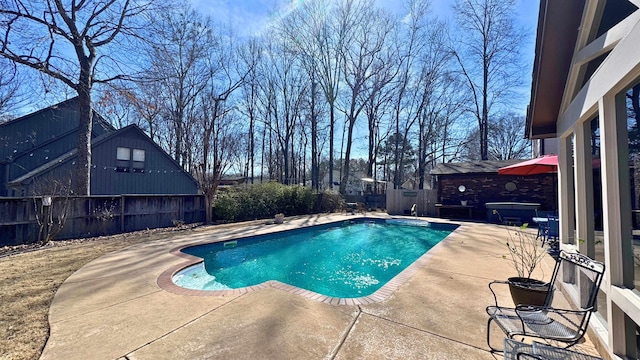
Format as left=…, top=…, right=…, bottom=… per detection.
left=156, top=217, right=458, bottom=305
left=41, top=214, right=604, bottom=359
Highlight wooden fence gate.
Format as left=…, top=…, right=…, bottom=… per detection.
left=385, top=189, right=438, bottom=216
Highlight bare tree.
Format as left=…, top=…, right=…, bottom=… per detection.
left=388, top=0, right=438, bottom=189
left=31, top=175, right=73, bottom=243
left=114, top=81, right=165, bottom=143
left=192, top=24, right=247, bottom=224
left=278, top=0, right=346, bottom=190
left=259, top=37, right=308, bottom=185
left=238, top=39, right=263, bottom=184
left=363, top=74, right=393, bottom=183
left=144, top=6, right=210, bottom=168
left=460, top=113, right=530, bottom=161
left=277, top=4, right=324, bottom=190
left=452, top=0, right=525, bottom=160
left=0, top=0, right=155, bottom=194
left=337, top=0, right=396, bottom=195
left=407, top=17, right=467, bottom=187
left=421, top=72, right=467, bottom=166
left=192, top=97, right=242, bottom=223
left=0, top=58, right=21, bottom=121
left=487, top=114, right=530, bottom=160
left=95, top=86, right=136, bottom=128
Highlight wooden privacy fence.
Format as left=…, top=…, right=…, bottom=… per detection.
left=344, top=194, right=386, bottom=210
left=386, top=189, right=438, bottom=216
left=0, top=194, right=206, bottom=246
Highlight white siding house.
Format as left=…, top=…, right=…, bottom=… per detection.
left=528, top=1, right=640, bottom=358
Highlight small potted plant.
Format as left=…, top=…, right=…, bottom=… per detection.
left=274, top=213, right=285, bottom=224
left=493, top=210, right=550, bottom=306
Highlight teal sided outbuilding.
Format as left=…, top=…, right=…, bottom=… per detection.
left=0, top=97, right=199, bottom=196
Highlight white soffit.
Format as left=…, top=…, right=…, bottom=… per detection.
left=573, top=10, right=640, bottom=67
left=558, top=14, right=640, bottom=138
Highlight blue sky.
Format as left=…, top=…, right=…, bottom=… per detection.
left=191, top=0, right=540, bottom=51
left=188, top=0, right=540, bottom=158
left=191, top=0, right=540, bottom=101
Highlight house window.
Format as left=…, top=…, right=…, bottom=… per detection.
left=117, top=147, right=131, bottom=160
left=116, top=147, right=130, bottom=171
left=116, top=147, right=145, bottom=173
left=132, top=149, right=145, bottom=172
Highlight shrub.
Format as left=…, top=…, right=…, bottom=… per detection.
left=212, top=183, right=343, bottom=222
left=212, top=190, right=241, bottom=221
left=280, top=184, right=314, bottom=215
left=318, top=191, right=345, bottom=213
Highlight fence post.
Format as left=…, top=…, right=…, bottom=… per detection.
left=42, top=196, right=52, bottom=241
left=120, top=195, right=125, bottom=232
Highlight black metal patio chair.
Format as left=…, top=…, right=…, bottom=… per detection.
left=487, top=250, right=605, bottom=352
left=541, top=216, right=559, bottom=249
left=534, top=210, right=556, bottom=241
left=503, top=338, right=603, bottom=359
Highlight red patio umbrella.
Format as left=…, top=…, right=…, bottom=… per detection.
left=498, top=154, right=559, bottom=212
left=498, top=155, right=558, bottom=176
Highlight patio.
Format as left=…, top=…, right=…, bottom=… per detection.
left=40, top=214, right=601, bottom=359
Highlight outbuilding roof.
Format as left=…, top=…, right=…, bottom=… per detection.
left=430, top=159, right=523, bottom=175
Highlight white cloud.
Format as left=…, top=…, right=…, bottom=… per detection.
left=190, top=0, right=277, bottom=36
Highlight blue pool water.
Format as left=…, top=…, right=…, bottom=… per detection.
left=173, top=218, right=456, bottom=298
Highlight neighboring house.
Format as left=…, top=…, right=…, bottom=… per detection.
left=527, top=1, right=640, bottom=358
left=0, top=98, right=199, bottom=196
left=216, top=176, right=248, bottom=190
left=321, top=170, right=386, bottom=195
left=399, top=176, right=419, bottom=190
left=321, top=170, right=343, bottom=191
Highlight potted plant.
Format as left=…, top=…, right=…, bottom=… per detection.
left=495, top=210, right=550, bottom=306
left=274, top=213, right=285, bottom=224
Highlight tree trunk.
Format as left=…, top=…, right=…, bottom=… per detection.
left=260, top=119, right=267, bottom=182
left=74, top=63, right=93, bottom=196
left=481, top=59, right=489, bottom=161
left=366, top=101, right=379, bottom=180
left=394, top=115, right=400, bottom=189
left=311, top=81, right=319, bottom=190
left=329, top=106, right=335, bottom=190
left=247, top=113, right=254, bottom=182
left=418, top=120, right=425, bottom=189
left=340, top=118, right=356, bottom=195
left=204, top=189, right=213, bottom=224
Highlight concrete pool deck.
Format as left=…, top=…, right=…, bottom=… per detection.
left=40, top=213, right=602, bottom=359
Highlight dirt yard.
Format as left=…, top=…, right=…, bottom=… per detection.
left=0, top=225, right=202, bottom=360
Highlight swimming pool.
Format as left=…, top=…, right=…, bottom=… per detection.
left=171, top=218, right=456, bottom=299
